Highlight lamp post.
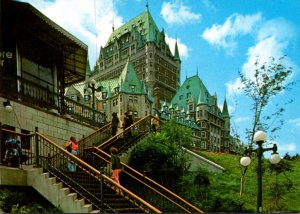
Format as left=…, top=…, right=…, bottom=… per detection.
left=84, top=79, right=101, bottom=109
left=240, top=130, right=281, bottom=213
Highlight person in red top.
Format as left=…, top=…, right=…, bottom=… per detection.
left=65, top=136, right=78, bottom=172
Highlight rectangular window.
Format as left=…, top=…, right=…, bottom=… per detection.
left=102, top=92, right=107, bottom=99
left=129, top=96, right=133, bottom=103
left=201, top=141, right=206, bottom=149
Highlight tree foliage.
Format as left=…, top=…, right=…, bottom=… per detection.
left=238, top=56, right=295, bottom=198
left=0, top=187, right=61, bottom=213
left=239, top=56, right=294, bottom=142
left=128, top=120, right=193, bottom=187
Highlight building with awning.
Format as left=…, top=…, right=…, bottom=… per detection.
left=0, top=0, right=105, bottom=152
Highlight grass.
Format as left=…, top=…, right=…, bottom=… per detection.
left=194, top=150, right=300, bottom=212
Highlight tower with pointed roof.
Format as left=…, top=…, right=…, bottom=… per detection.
left=160, top=75, right=231, bottom=153
left=93, top=4, right=181, bottom=103
left=222, top=98, right=231, bottom=152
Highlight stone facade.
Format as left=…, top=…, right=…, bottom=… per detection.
left=92, top=6, right=181, bottom=103
left=0, top=98, right=96, bottom=147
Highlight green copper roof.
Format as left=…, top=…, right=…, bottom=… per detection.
left=222, top=98, right=230, bottom=117
left=106, top=8, right=160, bottom=46
left=85, top=58, right=92, bottom=77
left=174, top=40, right=181, bottom=61
left=171, top=75, right=210, bottom=110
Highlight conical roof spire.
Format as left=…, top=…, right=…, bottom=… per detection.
left=222, top=98, right=230, bottom=117
left=174, top=39, right=181, bottom=62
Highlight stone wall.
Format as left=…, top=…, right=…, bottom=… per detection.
left=0, top=98, right=97, bottom=146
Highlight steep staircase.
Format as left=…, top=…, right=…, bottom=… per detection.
left=1, top=116, right=204, bottom=213
left=80, top=115, right=204, bottom=213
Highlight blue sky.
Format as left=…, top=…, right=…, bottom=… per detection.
left=21, top=0, right=300, bottom=157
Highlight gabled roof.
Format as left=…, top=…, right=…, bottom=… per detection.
left=71, top=58, right=148, bottom=100
left=106, top=7, right=160, bottom=46
left=171, top=75, right=210, bottom=110
left=118, top=58, right=146, bottom=94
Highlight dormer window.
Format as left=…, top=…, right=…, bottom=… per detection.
left=71, top=95, right=78, bottom=102
left=102, top=92, right=107, bottom=99
left=186, top=92, right=191, bottom=98
left=130, top=85, right=136, bottom=92
left=114, top=87, right=119, bottom=94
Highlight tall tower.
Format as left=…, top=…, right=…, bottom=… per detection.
left=92, top=5, right=181, bottom=103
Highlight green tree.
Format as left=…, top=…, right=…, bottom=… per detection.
left=129, top=120, right=193, bottom=187
left=239, top=56, right=294, bottom=142
left=238, top=56, right=295, bottom=197
left=266, top=159, right=294, bottom=211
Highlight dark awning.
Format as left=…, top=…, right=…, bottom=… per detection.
left=8, top=0, right=88, bottom=86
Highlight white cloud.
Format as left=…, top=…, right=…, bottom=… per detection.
left=241, top=18, right=295, bottom=80
left=22, top=0, right=123, bottom=67
left=225, top=77, right=243, bottom=97
left=278, top=143, right=297, bottom=153
left=165, top=34, right=189, bottom=60
left=202, top=13, right=261, bottom=55
left=234, top=116, right=250, bottom=123
left=257, top=18, right=294, bottom=42
left=225, top=16, right=296, bottom=98
left=161, top=0, right=201, bottom=25
left=202, top=0, right=216, bottom=11
left=288, top=118, right=300, bottom=127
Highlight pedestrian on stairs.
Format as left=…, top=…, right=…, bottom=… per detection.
left=65, top=136, right=78, bottom=172
left=111, top=112, right=119, bottom=136
left=110, top=147, right=123, bottom=186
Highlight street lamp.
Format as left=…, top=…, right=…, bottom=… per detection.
left=84, top=79, right=101, bottom=109
left=240, top=130, right=281, bottom=213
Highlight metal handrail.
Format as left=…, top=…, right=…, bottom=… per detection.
left=96, top=115, right=151, bottom=152
left=35, top=132, right=161, bottom=213
left=81, top=115, right=204, bottom=213
left=0, top=127, right=35, bottom=166
left=0, top=74, right=107, bottom=127
left=77, top=122, right=112, bottom=154
left=89, top=147, right=204, bottom=213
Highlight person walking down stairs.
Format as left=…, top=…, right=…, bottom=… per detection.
left=65, top=137, right=78, bottom=172
left=110, top=147, right=123, bottom=193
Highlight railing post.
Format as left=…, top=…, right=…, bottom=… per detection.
left=0, top=122, right=3, bottom=165
left=100, top=173, right=104, bottom=212
left=35, top=126, right=39, bottom=167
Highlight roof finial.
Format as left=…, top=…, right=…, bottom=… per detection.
left=197, top=66, right=198, bottom=76
left=186, top=70, right=187, bottom=80
left=112, top=18, right=115, bottom=32
left=146, top=0, right=149, bottom=9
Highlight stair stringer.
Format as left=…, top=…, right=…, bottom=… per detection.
left=26, top=168, right=95, bottom=213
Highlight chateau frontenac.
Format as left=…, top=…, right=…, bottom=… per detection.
left=65, top=5, right=241, bottom=154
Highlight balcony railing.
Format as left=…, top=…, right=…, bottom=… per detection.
left=0, top=126, right=161, bottom=213
left=0, top=73, right=107, bottom=127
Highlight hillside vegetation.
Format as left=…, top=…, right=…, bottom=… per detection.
left=195, top=150, right=300, bottom=212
